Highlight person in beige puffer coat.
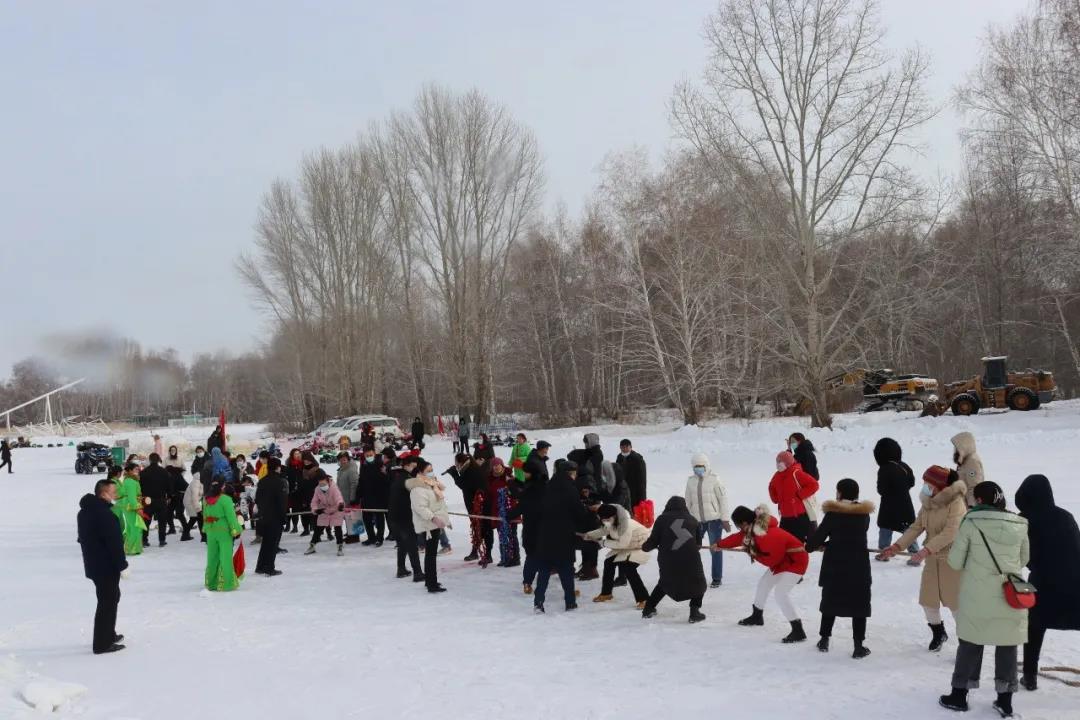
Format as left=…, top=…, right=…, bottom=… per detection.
left=583, top=504, right=651, bottom=607
left=951, top=432, right=985, bottom=507
left=408, top=462, right=451, bottom=593
left=882, top=465, right=968, bottom=653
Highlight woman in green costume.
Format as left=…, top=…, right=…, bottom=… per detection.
left=202, top=479, right=243, bottom=591
left=111, top=463, right=145, bottom=556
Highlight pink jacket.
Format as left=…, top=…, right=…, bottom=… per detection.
left=310, top=483, right=345, bottom=527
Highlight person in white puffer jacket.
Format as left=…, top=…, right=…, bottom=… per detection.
left=685, top=452, right=730, bottom=588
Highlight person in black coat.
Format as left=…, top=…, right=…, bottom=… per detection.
left=533, top=462, right=594, bottom=613
left=616, top=440, right=647, bottom=508
left=190, top=446, right=207, bottom=477
left=166, top=465, right=189, bottom=539
left=0, top=439, right=13, bottom=473
left=254, top=458, right=289, bottom=576
left=789, top=433, right=819, bottom=480
left=510, top=451, right=549, bottom=592
left=206, top=425, right=225, bottom=453
left=410, top=417, right=425, bottom=447
left=806, top=478, right=873, bottom=658
left=358, top=447, right=386, bottom=546
left=873, top=437, right=918, bottom=558
left=473, top=433, right=496, bottom=462
left=565, top=454, right=602, bottom=579
left=77, top=479, right=128, bottom=654
left=388, top=455, right=422, bottom=580
left=641, top=496, right=707, bottom=623
left=1015, top=474, right=1080, bottom=690
left=139, top=453, right=173, bottom=547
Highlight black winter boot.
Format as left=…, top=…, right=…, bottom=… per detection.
left=992, top=693, right=1013, bottom=717
left=816, top=637, right=829, bottom=652
left=1020, top=672, right=1037, bottom=691
left=688, top=608, right=706, bottom=624
left=929, top=623, right=949, bottom=652
left=938, top=689, right=969, bottom=712
left=852, top=643, right=871, bottom=659
left=641, top=606, right=657, bottom=619
left=738, top=606, right=764, bottom=626
left=782, top=620, right=807, bottom=644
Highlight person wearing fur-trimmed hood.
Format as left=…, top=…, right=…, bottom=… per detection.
left=717, top=504, right=810, bottom=643
left=805, top=478, right=873, bottom=658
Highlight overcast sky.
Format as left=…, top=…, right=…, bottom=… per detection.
left=0, top=0, right=1026, bottom=382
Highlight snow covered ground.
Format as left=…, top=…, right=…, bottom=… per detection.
left=3, top=407, right=1080, bottom=719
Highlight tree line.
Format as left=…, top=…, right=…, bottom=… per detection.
left=4, top=0, right=1080, bottom=430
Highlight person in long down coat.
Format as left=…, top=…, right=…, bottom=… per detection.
left=950, top=432, right=984, bottom=507
left=788, top=433, right=819, bottom=480
left=882, top=466, right=967, bottom=652
left=533, top=462, right=594, bottom=613
left=873, top=437, right=919, bottom=561
left=358, top=446, right=385, bottom=546
left=410, top=417, right=425, bottom=447
left=641, top=496, right=707, bottom=623
left=939, top=482, right=1029, bottom=717
left=806, top=478, right=873, bottom=658
left=285, top=448, right=304, bottom=534
left=1014, top=474, right=1080, bottom=691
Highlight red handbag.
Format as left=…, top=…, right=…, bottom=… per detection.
left=974, top=525, right=1036, bottom=610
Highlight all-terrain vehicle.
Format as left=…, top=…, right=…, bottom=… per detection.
left=75, top=441, right=112, bottom=474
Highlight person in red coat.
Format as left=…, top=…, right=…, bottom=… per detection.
left=717, top=504, right=809, bottom=643
left=768, top=451, right=819, bottom=542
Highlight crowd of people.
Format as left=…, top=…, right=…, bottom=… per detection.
left=75, top=424, right=1080, bottom=718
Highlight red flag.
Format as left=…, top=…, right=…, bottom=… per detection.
left=233, top=541, right=245, bottom=578
left=437, top=415, right=444, bottom=435
left=218, top=407, right=227, bottom=453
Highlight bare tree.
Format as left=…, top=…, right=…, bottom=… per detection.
left=673, top=0, right=934, bottom=426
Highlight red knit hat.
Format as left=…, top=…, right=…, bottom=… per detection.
left=922, top=465, right=951, bottom=491
left=776, top=451, right=795, bottom=469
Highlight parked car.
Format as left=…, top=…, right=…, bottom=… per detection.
left=325, top=415, right=404, bottom=446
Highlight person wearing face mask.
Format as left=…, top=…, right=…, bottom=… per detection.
left=306, top=470, right=346, bottom=556
left=879, top=465, right=967, bottom=652
left=78, top=477, right=129, bottom=655
left=950, top=432, right=985, bottom=507
left=358, top=446, right=385, bottom=546
left=202, top=478, right=243, bottom=591
left=805, top=478, right=873, bottom=658
left=787, top=433, right=819, bottom=480
left=616, top=439, right=647, bottom=509
left=408, top=461, right=452, bottom=593
left=717, top=504, right=810, bottom=643
left=389, top=455, right=424, bottom=581
left=232, top=454, right=254, bottom=483
left=684, top=453, right=730, bottom=588
left=582, top=504, right=651, bottom=607
left=190, top=446, right=207, bottom=476
left=768, top=450, right=819, bottom=542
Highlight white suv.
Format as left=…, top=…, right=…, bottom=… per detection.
left=325, top=415, right=403, bottom=445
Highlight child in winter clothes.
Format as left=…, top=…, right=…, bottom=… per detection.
left=805, top=478, right=874, bottom=658
left=582, top=504, right=651, bottom=607
left=306, top=470, right=345, bottom=556
left=684, top=453, right=729, bottom=588
left=717, top=504, right=810, bottom=643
